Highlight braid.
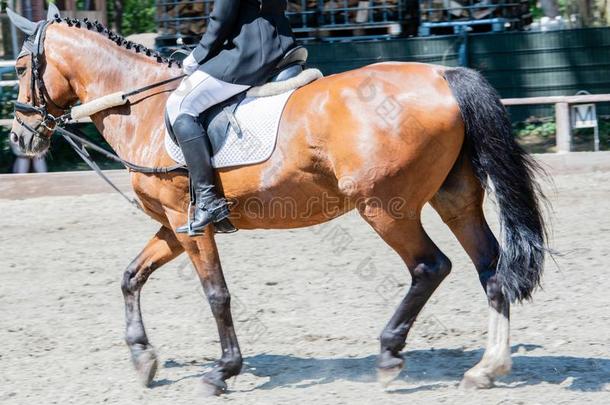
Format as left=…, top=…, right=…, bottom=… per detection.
left=59, top=17, right=178, bottom=69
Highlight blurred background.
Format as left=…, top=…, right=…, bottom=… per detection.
left=0, top=0, right=609, bottom=173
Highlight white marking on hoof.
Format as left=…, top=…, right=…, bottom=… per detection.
left=460, top=368, right=495, bottom=389
left=461, top=303, right=512, bottom=390
left=377, top=365, right=403, bottom=388
left=197, top=378, right=227, bottom=397
left=134, top=348, right=158, bottom=387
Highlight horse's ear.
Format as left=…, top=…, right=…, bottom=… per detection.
left=7, top=8, right=38, bottom=35
left=47, top=3, right=61, bottom=21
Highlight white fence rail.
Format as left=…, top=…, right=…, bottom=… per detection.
left=0, top=60, right=18, bottom=87
left=501, top=94, right=610, bottom=152
left=0, top=59, right=606, bottom=152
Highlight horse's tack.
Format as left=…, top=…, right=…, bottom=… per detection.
left=11, top=18, right=318, bottom=209
left=15, top=20, right=185, bottom=128
left=12, top=19, right=188, bottom=207
left=7, top=12, right=551, bottom=393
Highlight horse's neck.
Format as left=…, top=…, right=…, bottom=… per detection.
left=49, top=25, right=180, bottom=164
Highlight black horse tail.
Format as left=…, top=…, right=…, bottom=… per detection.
left=443, top=67, right=548, bottom=303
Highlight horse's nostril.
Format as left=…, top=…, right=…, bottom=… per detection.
left=18, top=134, right=26, bottom=150
left=9, top=132, right=19, bottom=144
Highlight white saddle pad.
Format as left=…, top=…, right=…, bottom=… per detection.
left=165, top=89, right=295, bottom=169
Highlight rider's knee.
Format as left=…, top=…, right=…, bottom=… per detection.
left=172, top=113, right=203, bottom=142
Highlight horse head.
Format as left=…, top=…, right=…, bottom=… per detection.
left=8, top=4, right=77, bottom=156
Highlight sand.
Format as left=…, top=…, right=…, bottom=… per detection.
left=1, top=171, right=609, bottom=404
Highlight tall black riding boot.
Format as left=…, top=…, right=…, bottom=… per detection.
left=172, top=114, right=236, bottom=235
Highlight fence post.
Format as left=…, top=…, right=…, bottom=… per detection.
left=555, top=102, right=571, bottom=153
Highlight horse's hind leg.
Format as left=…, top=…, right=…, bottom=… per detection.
left=359, top=208, right=452, bottom=385
left=430, top=155, right=511, bottom=388
left=122, top=226, right=184, bottom=386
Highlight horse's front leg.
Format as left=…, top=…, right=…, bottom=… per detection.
left=122, top=226, right=184, bottom=386
left=179, top=228, right=242, bottom=396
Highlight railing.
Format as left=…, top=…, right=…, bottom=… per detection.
left=503, top=94, right=610, bottom=152
left=0, top=60, right=18, bottom=87
left=420, top=1, right=528, bottom=23
left=0, top=59, right=606, bottom=152
left=156, top=0, right=213, bottom=37
left=155, top=0, right=407, bottom=45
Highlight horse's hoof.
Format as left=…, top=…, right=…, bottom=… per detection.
left=460, top=371, right=494, bottom=390
left=377, top=365, right=403, bottom=387
left=376, top=354, right=404, bottom=387
left=131, top=345, right=158, bottom=387
left=198, top=377, right=227, bottom=397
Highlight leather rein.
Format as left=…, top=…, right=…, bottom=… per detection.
left=13, top=20, right=187, bottom=209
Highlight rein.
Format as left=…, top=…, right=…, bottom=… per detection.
left=12, top=20, right=188, bottom=210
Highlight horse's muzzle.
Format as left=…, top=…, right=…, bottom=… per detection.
left=12, top=127, right=50, bottom=156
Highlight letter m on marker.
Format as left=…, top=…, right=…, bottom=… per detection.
left=571, top=103, right=597, bottom=129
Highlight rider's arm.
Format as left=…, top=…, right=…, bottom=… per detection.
left=191, top=0, right=240, bottom=65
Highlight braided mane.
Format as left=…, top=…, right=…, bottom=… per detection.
left=52, top=14, right=181, bottom=69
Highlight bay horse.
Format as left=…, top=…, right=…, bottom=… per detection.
left=9, top=15, right=547, bottom=395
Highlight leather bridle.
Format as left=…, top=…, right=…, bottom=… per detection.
left=14, top=20, right=71, bottom=135
left=10, top=19, right=187, bottom=210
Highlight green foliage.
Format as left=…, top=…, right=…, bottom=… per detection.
left=530, top=0, right=570, bottom=19
left=514, top=117, right=610, bottom=152
left=107, top=0, right=157, bottom=36
left=0, top=87, right=17, bottom=120
left=122, top=0, right=156, bottom=35
left=514, top=120, right=557, bottom=139
left=0, top=128, right=13, bottom=173
left=0, top=85, right=19, bottom=172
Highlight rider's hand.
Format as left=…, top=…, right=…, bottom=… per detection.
left=182, top=53, right=199, bottom=76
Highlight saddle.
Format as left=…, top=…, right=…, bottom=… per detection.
left=166, top=46, right=322, bottom=166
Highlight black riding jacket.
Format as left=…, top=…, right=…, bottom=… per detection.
left=192, top=0, right=297, bottom=86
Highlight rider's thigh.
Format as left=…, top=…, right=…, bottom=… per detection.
left=165, top=69, right=249, bottom=125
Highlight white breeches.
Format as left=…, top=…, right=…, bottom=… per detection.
left=166, top=68, right=249, bottom=125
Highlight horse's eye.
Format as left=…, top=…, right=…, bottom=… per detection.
left=16, top=67, right=26, bottom=77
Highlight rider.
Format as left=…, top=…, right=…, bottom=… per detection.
left=166, top=0, right=296, bottom=235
